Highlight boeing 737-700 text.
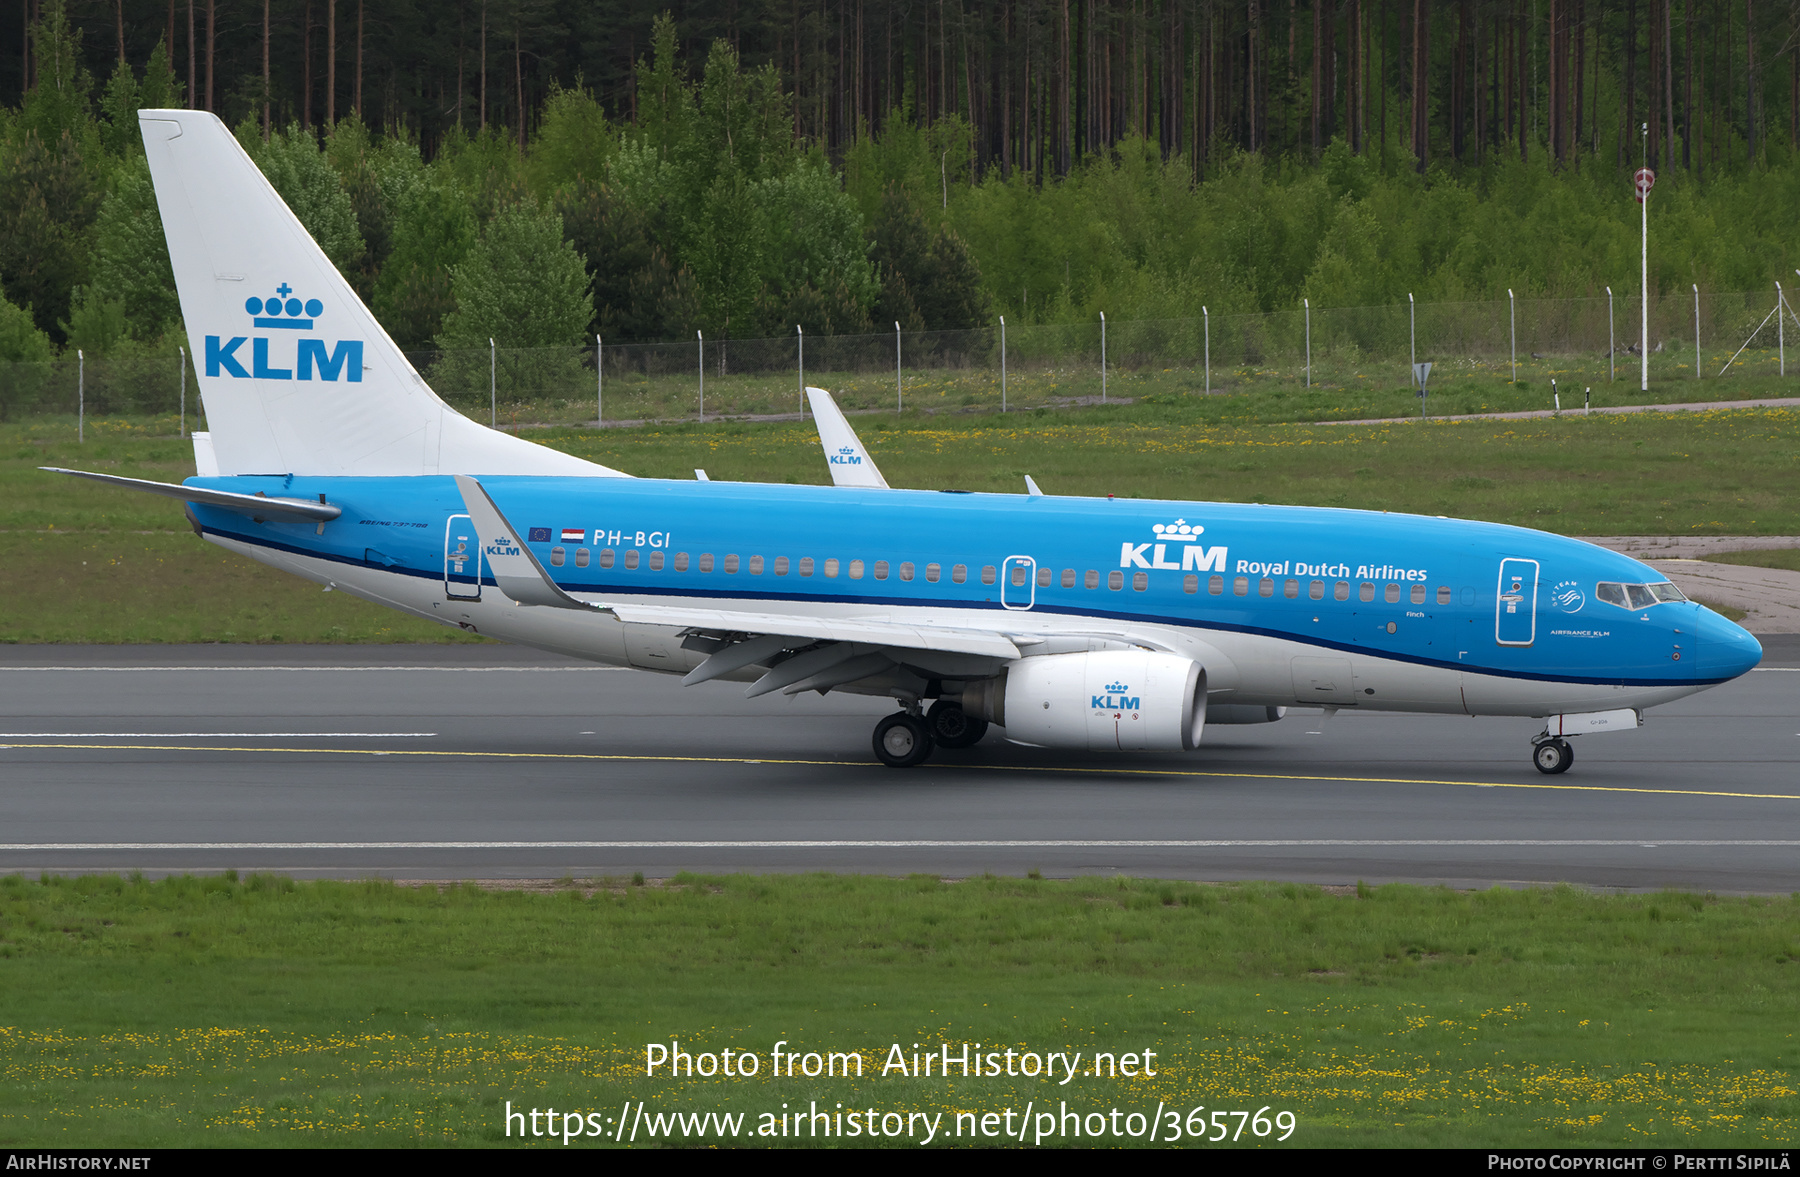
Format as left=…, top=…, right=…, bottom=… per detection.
left=47, top=111, right=1764, bottom=772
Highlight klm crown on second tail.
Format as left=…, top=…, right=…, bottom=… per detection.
left=205, top=281, right=362, bottom=383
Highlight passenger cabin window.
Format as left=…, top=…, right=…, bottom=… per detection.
left=1385, top=583, right=1401, bottom=603
left=1085, top=570, right=1100, bottom=589
left=799, top=557, right=814, bottom=577
left=1310, top=580, right=1324, bottom=600
left=674, top=552, right=689, bottom=572
left=723, top=554, right=739, bottom=573
left=648, top=551, right=665, bottom=571
left=1062, top=569, right=1076, bottom=588
left=1107, top=570, right=1124, bottom=590
left=624, top=550, right=640, bottom=570
left=1132, top=572, right=1148, bottom=591
left=1183, top=574, right=1199, bottom=594
left=747, top=555, right=763, bottom=574
left=899, top=562, right=915, bottom=581
left=699, top=553, right=714, bottom=573
left=849, top=560, right=864, bottom=579
left=575, top=548, right=590, bottom=568
left=824, top=558, right=840, bottom=578
left=1436, top=586, right=1450, bottom=604
left=1335, top=581, right=1351, bottom=601
left=600, top=549, right=616, bottom=569
left=1258, top=577, right=1274, bottom=597
left=1209, top=575, right=1224, bottom=595
left=1036, top=566, right=1052, bottom=588
left=980, top=565, right=997, bottom=585
left=1284, top=579, right=1299, bottom=599
left=873, top=561, right=889, bottom=580
left=926, top=563, right=942, bottom=583
left=773, top=556, right=789, bottom=576
left=550, top=546, right=565, bottom=566
left=1411, top=584, right=1427, bottom=604
left=1358, top=582, right=1375, bottom=602
left=1233, top=576, right=1248, bottom=596
left=952, top=564, right=968, bottom=584
left=1011, top=565, right=1028, bottom=587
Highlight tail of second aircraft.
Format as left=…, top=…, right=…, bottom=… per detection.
left=139, top=109, right=624, bottom=479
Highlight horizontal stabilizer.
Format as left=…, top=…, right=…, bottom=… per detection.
left=43, top=467, right=341, bottom=522
left=453, top=475, right=596, bottom=610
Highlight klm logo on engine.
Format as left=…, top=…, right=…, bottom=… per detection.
left=828, top=446, right=863, bottom=467
left=1119, top=518, right=1227, bottom=572
left=1092, top=681, right=1141, bottom=711
left=205, top=283, right=363, bottom=383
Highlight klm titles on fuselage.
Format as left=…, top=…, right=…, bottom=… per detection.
left=205, top=283, right=363, bottom=383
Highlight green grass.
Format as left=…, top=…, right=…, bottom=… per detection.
left=1707, top=549, right=1800, bottom=573
left=0, top=873, right=1793, bottom=1147
left=6, top=403, right=1796, bottom=643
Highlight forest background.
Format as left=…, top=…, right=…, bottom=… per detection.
left=2, top=0, right=1799, bottom=400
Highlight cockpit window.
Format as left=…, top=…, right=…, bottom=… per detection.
left=1597, top=581, right=1687, bottom=611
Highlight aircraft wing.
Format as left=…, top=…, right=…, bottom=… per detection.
left=806, top=387, right=890, bottom=488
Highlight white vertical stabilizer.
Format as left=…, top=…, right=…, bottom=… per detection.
left=805, top=386, right=890, bottom=489
left=138, top=109, right=627, bottom=479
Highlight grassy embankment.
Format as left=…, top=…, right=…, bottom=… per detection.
left=436, top=347, right=1798, bottom=426
left=3, top=398, right=1794, bottom=643
left=0, top=873, right=1794, bottom=1148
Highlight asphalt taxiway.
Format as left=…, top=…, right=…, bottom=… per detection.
left=2, top=640, right=1796, bottom=891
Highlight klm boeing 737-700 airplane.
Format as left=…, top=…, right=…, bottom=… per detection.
left=48, top=111, right=1764, bottom=772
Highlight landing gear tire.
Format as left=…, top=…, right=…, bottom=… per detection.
left=873, top=712, right=935, bottom=768
left=1532, top=739, right=1574, bottom=775
left=927, top=700, right=989, bottom=748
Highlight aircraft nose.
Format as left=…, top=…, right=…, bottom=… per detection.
left=1693, top=607, right=1763, bottom=682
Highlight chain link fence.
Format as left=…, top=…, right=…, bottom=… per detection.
left=5, top=289, right=1794, bottom=427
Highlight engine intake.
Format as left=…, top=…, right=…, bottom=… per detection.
left=962, top=650, right=1206, bottom=751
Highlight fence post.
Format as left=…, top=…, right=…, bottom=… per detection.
left=796, top=323, right=803, bottom=411
left=1507, top=289, right=1516, bottom=383
left=178, top=345, right=186, bottom=438
left=697, top=330, right=704, bottom=421
left=1606, top=287, right=1615, bottom=382
left=1099, top=311, right=1106, bottom=403
left=78, top=349, right=84, bottom=443
left=1409, top=293, right=1416, bottom=383
left=1304, top=298, right=1311, bottom=388
left=999, top=315, right=1007, bottom=413
left=1693, top=285, right=1701, bottom=378
left=894, top=321, right=902, bottom=412
left=1779, top=282, right=1787, bottom=377
left=489, top=338, right=496, bottom=428
left=596, top=334, right=602, bottom=426
left=1203, top=306, right=1210, bottom=394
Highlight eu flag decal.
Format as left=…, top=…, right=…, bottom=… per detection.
left=527, top=527, right=552, bottom=543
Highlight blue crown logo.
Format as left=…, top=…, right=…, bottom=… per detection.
left=1105, top=682, right=1129, bottom=693
left=245, top=283, right=322, bottom=330
left=838, top=446, right=856, bottom=454
left=1152, top=519, right=1203, bottom=540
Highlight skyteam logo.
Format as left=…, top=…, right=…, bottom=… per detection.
left=1550, top=580, right=1586, bottom=613
left=205, top=282, right=363, bottom=383
left=1093, top=682, right=1141, bottom=711
left=828, top=445, right=863, bottom=467
left=1121, top=518, right=1227, bottom=572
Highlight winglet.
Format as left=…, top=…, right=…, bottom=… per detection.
left=1024, top=475, right=1044, bottom=497
left=452, top=475, right=600, bottom=610
left=806, top=386, right=890, bottom=489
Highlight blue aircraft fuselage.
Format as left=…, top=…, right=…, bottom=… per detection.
left=185, top=473, right=1763, bottom=693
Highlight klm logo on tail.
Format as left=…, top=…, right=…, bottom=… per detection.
left=828, top=446, right=863, bottom=467
left=205, top=283, right=363, bottom=383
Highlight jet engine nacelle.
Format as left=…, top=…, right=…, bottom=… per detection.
left=963, top=651, right=1206, bottom=751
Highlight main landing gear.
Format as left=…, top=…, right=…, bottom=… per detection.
left=872, top=702, right=990, bottom=768
left=1531, top=737, right=1575, bottom=775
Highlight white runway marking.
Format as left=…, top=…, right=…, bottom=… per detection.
left=0, top=666, right=622, bottom=673
left=3, top=840, right=1798, bottom=852
left=0, top=733, right=437, bottom=739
